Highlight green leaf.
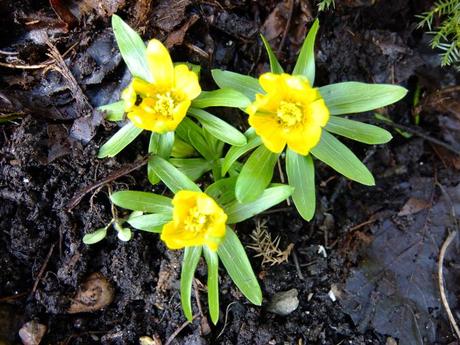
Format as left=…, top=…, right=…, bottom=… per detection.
left=222, top=130, right=262, bottom=175
left=148, top=132, right=175, bottom=185
left=319, top=82, right=408, bottom=115
left=236, top=145, right=279, bottom=203
left=110, top=191, right=172, bottom=213
left=203, top=246, right=220, bottom=324
left=98, top=101, right=125, bottom=122
left=191, top=89, right=251, bottom=109
left=225, top=184, right=293, bottom=224
left=111, top=15, right=152, bottom=82
left=205, top=177, right=237, bottom=205
left=127, top=213, right=172, bottom=232
left=286, top=150, right=316, bottom=221
left=150, top=156, right=201, bottom=193
left=188, top=108, right=247, bottom=146
left=325, top=116, right=392, bottom=144
left=211, top=70, right=263, bottom=101
left=170, top=158, right=212, bottom=181
left=218, top=227, right=261, bottom=305
left=176, top=118, right=215, bottom=161
left=181, top=246, right=202, bottom=321
left=293, top=19, right=319, bottom=84
left=172, top=137, right=197, bottom=158
left=260, top=35, right=284, bottom=74
left=83, top=227, right=108, bottom=244
left=114, top=222, right=132, bottom=242
left=311, top=131, right=375, bottom=185
left=97, top=122, right=143, bottom=158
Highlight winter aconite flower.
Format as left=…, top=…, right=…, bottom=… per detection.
left=247, top=73, right=329, bottom=155
left=161, top=191, right=227, bottom=251
left=122, top=39, right=201, bottom=133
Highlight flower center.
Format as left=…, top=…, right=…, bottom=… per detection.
left=152, top=92, right=176, bottom=119
left=184, top=206, right=210, bottom=235
left=276, top=101, right=303, bottom=127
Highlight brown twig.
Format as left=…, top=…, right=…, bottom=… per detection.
left=164, top=314, right=199, bottom=345
left=30, top=242, right=56, bottom=297
left=217, top=301, right=237, bottom=339
left=66, top=155, right=150, bottom=211
left=438, top=230, right=460, bottom=340
left=0, top=291, right=28, bottom=302
left=0, top=61, right=51, bottom=69
left=277, top=0, right=295, bottom=53
left=375, top=119, right=460, bottom=156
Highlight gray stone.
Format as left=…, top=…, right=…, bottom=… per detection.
left=266, top=289, right=299, bottom=316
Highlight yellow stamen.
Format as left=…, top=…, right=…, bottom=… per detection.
left=276, top=101, right=304, bottom=127
left=184, top=206, right=210, bottom=234
left=153, top=92, right=176, bottom=118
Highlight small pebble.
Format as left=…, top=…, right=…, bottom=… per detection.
left=266, top=289, right=299, bottom=316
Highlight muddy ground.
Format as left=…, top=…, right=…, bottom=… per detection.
left=1, top=0, right=460, bottom=344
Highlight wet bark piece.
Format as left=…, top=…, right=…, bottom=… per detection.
left=68, top=273, right=114, bottom=313
left=342, top=179, right=460, bottom=344
left=152, top=0, right=191, bottom=32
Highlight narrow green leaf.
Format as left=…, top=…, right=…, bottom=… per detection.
left=236, top=145, right=279, bottom=203
left=203, top=246, right=220, bottom=324
left=148, top=132, right=175, bottom=185
left=83, top=227, right=108, bottom=244
left=127, top=213, right=172, bottom=232
left=176, top=118, right=215, bottom=161
left=111, top=15, right=152, bottom=82
left=170, top=158, right=212, bottom=181
left=286, top=150, right=316, bottom=221
left=98, top=101, right=125, bottom=122
left=205, top=177, right=237, bottom=205
left=181, top=246, right=202, bottom=321
left=150, top=156, right=201, bottom=193
left=292, top=19, right=319, bottom=84
left=218, top=228, right=261, bottom=305
left=319, top=82, right=408, bottom=115
left=191, top=89, right=251, bottom=109
left=211, top=70, right=263, bottom=101
left=97, top=122, right=143, bottom=158
left=110, top=191, right=172, bottom=213
left=225, top=184, right=293, bottom=224
left=260, top=35, right=284, bottom=74
left=172, top=137, right=197, bottom=158
left=222, top=131, right=262, bottom=175
left=311, top=131, right=375, bottom=185
left=188, top=108, right=246, bottom=146
left=325, top=116, right=392, bottom=144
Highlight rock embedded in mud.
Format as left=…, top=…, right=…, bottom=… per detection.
left=18, top=321, right=47, bottom=345
left=266, top=289, right=299, bottom=316
left=68, top=272, right=114, bottom=313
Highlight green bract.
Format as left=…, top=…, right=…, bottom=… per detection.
left=212, top=18, right=407, bottom=221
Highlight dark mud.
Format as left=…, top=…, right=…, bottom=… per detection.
left=1, top=0, right=460, bottom=344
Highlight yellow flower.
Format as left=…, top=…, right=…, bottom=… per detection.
left=246, top=73, right=330, bottom=155
left=121, top=39, right=201, bottom=133
left=161, top=191, right=227, bottom=251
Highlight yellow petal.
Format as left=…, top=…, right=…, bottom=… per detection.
left=249, top=114, right=286, bottom=153
left=121, top=84, right=137, bottom=111
left=166, top=99, right=190, bottom=131
left=287, top=126, right=322, bottom=156
left=146, top=39, right=174, bottom=89
left=132, top=77, right=157, bottom=97
left=127, top=108, right=156, bottom=131
left=160, top=221, right=185, bottom=249
left=308, top=98, right=330, bottom=127
left=259, top=72, right=282, bottom=94
left=174, top=65, right=201, bottom=100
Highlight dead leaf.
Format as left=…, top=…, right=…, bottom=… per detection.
left=342, top=179, right=460, bottom=344
left=398, top=197, right=430, bottom=216
left=165, top=14, right=199, bottom=49
left=18, top=321, right=47, bottom=345
left=68, top=272, right=114, bottom=313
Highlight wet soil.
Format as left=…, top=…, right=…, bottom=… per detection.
left=1, top=0, right=460, bottom=344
